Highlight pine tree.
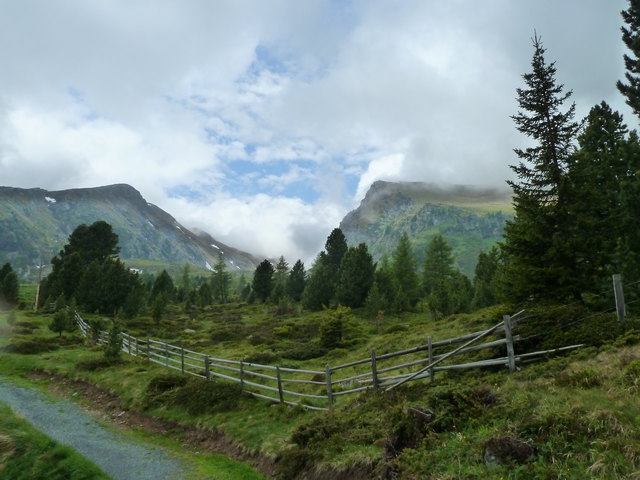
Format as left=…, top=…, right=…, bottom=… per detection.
left=211, top=254, right=230, bottom=303
left=422, top=235, right=455, bottom=297
left=569, top=102, right=633, bottom=290
left=471, top=247, right=500, bottom=309
left=301, top=253, right=334, bottom=311
left=252, top=259, right=274, bottom=303
left=391, top=233, right=419, bottom=311
left=502, top=35, right=582, bottom=300
left=270, top=256, right=289, bottom=302
left=286, top=260, right=306, bottom=302
left=152, top=270, right=175, bottom=301
left=618, top=0, right=640, bottom=117
left=0, top=263, right=19, bottom=306
left=324, top=228, right=348, bottom=269
left=335, top=243, right=375, bottom=308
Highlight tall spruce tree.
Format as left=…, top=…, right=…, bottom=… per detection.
left=252, top=259, right=274, bottom=303
left=286, top=260, right=306, bottom=302
left=618, top=0, right=640, bottom=117
left=569, top=102, right=633, bottom=290
left=501, top=35, right=582, bottom=300
left=302, top=253, right=334, bottom=310
left=335, top=243, right=375, bottom=308
left=422, top=235, right=455, bottom=297
left=211, top=254, right=231, bottom=303
left=391, top=233, right=419, bottom=311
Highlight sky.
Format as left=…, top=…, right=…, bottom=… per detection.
left=0, top=0, right=632, bottom=263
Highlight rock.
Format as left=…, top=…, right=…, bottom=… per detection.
left=484, top=435, right=534, bottom=465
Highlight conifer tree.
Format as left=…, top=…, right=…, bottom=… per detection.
left=618, top=0, right=640, bottom=117
left=335, top=243, right=375, bottom=308
left=270, top=256, right=289, bottom=302
left=391, top=233, right=419, bottom=311
left=422, top=235, right=455, bottom=297
left=286, top=260, right=306, bottom=302
left=211, top=254, right=230, bottom=303
left=471, top=247, right=500, bottom=309
left=0, top=263, right=19, bottom=306
left=301, top=253, right=334, bottom=310
left=252, top=259, right=274, bottom=303
left=501, top=35, right=582, bottom=300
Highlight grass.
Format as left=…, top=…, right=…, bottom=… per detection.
left=0, top=402, right=110, bottom=480
left=2, top=292, right=640, bottom=478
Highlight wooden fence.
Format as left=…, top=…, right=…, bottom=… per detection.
left=75, top=311, right=581, bottom=411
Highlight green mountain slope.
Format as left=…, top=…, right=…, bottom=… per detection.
left=0, top=184, right=260, bottom=279
left=340, top=181, right=513, bottom=276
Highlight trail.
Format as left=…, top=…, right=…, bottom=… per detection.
left=0, top=376, right=189, bottom=480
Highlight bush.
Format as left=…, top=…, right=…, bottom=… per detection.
left=167, top=379, right=245, bottom=415
left=2, top=337, right=58, bottom=354
left=76, top=357, right=123, bottom=371
left=243, top=352, right=280, bottom=365
left=624, top=360, right=640, bottom=386
left=210, top=323, right=245, bottom=343
left=146, top=373, right=188, bottom=395
left=280, top=343, right=327, bottom=361
left=555, top=368, right=602, bottom=388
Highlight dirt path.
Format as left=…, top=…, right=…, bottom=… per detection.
left=0, top=375, right=191, bottom=480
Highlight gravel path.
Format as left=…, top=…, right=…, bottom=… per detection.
left=0, top=376, right=190, bottom=480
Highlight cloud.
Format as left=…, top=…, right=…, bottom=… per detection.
left=0, top=0, right=631, bottom=263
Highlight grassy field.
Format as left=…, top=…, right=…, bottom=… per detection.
left=1, top=288, right=640, bottom=478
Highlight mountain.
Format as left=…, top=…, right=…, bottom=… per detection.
left=0, top=184, right=260, bottom=279
left=339, top=181, right=513, bottom=276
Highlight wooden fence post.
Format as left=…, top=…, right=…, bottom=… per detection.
left=239, top=361, right=245, bottom=389
left=613, top=274, right=626, bottom=326
left=181, top=347, right=185, bottom=374
left=276, top=367, right=284, bottom=403
left=164, top=344, right=169, bottom=367
left=325, top=365, right=334, bottom=409
left=204, top=355, right=210, bottom=381
left=146, top=338, right=150, bottom=361
left=371, top=350, right=379, bottom=389
left=127, top=336, right=131, bottom=356
left=428, top=336, right=434, bottom=382
left=503, top=315, right=516, bottom=373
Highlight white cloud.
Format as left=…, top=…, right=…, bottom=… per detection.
left=0, top=0, right=631, bottom=262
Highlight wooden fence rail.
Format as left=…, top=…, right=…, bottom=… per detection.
left=74, top=311, right=581, bottom=411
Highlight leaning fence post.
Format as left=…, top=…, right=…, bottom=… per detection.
left=613, top=274, right=626, bottom=327
left=276, top=366, right=284, bottom=403
left=427, top=336, right=434, bottom=382
left=371, top=350, right=379, bottom=389
left=325, top=365, right=334, bottom=409
left=503, top=315, right=516, bottom=373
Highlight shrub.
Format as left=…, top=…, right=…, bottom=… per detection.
left=555, top=368, right=602, bottom=388
left=146, top=373, right=188, bottom=395
left=243, top=352, right=280, bottom=365
left=167, top=379, right=244, bottom=415
left=2, top=337, right=58, bottom=354
left=76, top=357, right=123, bottom=371
left=280, top=343, right=327, bottom=361
left=384, top=324, right=409, bottom=334
left=624, top=360, right=640, bottom=386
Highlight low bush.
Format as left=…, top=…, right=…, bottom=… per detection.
left=75, top=356, right=123, bottom=371
left=2, top=336, right=58, bottom=354
left=280, top=342, right=327, bottom=361
left=243, top=352, right=280, bottom=365
left=555, top=367, right=603, bottom=388
left=167, top=378, right=245, bottom=415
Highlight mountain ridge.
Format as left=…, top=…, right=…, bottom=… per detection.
left=0, top=183, right=260, bottom=279
left=340, top=180, right=513, bottom=276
